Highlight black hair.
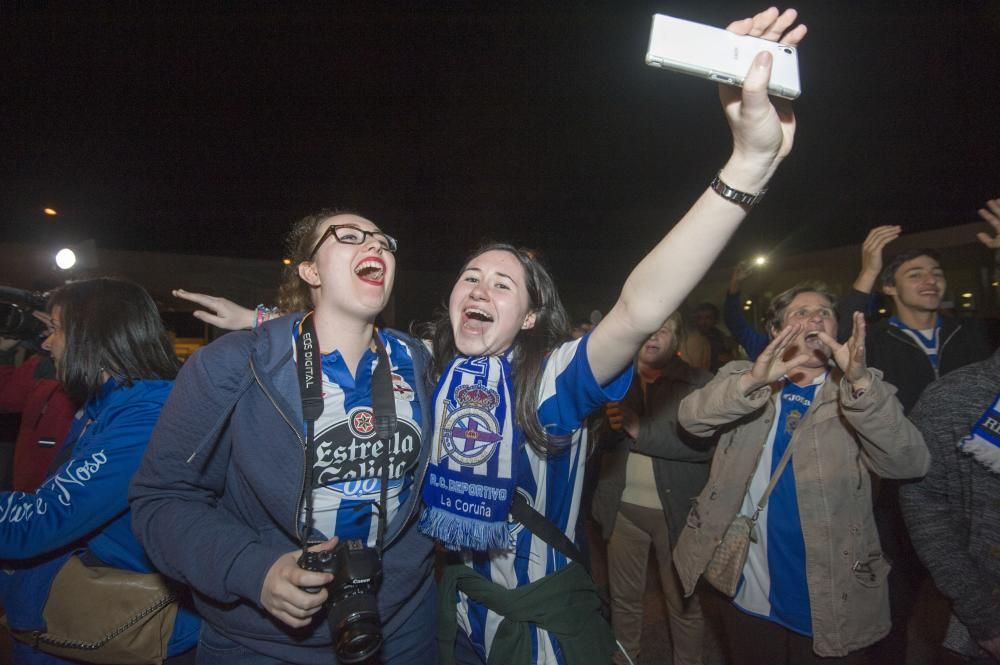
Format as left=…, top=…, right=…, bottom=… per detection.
left=879, top=248, right=942, bottom=290
left=764, top=281, right=838, bottom=336
left=423, top=243, right=572, bottom=455
left=48, top=278, right=179, bottom=404
left=693, top=302, right=720, bottom=319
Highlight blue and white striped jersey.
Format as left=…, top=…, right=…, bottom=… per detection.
left=733, top=375, right=824, bottom=636
left=455, top=335, right=632, bottom=664
left=296, top=328, right=423, bottom=547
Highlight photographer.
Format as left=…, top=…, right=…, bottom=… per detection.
left=0, top=309, right=76, bottom=491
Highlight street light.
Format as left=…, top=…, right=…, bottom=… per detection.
left=55, top=248, right=77, bottom=270
left=753, top=255, right=768, bottom=267
left=43, top=207, right=58, bottom=216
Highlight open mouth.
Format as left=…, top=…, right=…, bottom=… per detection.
left=803, top=330, right=825, bottom=349
left=461, top=307, right=494, bottom=333
left=354, top=258, right=386, bottom=285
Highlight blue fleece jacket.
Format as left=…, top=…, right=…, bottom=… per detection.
left=129, top=315, right=437, bottom=665
left=0, top=377, right=200, bottom=662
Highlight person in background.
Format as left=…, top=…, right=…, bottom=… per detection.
left=839, top=215, right=995, bottom=664
left=592, top=311, right=713, bottom=665
left=691, top=303, right=738, bottom=372
left=723, top=261, right=768, bottom=361
left=0, top=330, right=75, bottom=492
left=673, top=283, right=929, bottom=664
left=0, top=277, right=199, bottom=664
left=900, top=347, right=1000, bottom=664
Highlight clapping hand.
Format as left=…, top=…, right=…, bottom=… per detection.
left=976, top=198, right=1000, bottom=250
left=854, top=225, right=902, bottom=293
left=738, top=323, right=811, bottom=395
left=816, top=311, right=870, bottom=392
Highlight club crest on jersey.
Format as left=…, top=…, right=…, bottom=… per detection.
left=785, top=409, right=803, bottom=435
left=440, top=385, right=503, bottom=467
left=391, top=372, right=414, bottom=401
left=350, top=408, right=376, bottom=438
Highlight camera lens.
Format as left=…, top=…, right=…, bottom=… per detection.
left=783, top=47, right=792, bottom=54
left=337, top=617, right=383, bottom=663
left=328, top=593, right=382, bottom=663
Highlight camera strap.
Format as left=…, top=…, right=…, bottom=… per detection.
left=295, top=312, right=397, bottom=555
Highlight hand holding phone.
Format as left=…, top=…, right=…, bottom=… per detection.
left=646, top=13, right=802, bottom=99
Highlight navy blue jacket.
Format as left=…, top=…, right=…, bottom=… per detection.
left=129, top=315, right=436, bottom=664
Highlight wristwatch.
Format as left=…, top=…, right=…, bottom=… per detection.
left=709, top=172, right=767, bottom=209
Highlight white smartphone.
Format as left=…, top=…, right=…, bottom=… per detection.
left=645, top=14, right=801, bottom=100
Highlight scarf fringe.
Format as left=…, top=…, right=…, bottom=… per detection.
left=418, top=506, right=511, bottom=551
left=960, top=435, right=1000, bottom=475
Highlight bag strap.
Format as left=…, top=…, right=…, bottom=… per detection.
left=751, top=426, right=800, bottom=523
left=509, top=493, right=589, bottom=574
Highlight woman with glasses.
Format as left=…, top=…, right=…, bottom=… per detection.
left=131, top=211, right=438, bottom=665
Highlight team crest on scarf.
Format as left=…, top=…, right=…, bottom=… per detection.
left=440, top=385, right=502, bottom=467
left=419, top=354, right=517, bottom=551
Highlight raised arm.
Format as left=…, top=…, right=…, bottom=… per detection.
left=724, top=263, right=769, bottom=360
left=587, top=8, right=807, bottom=385
left=852, top=225, right=901, bottom=295
left=977, top=197, right=1000, bottom=264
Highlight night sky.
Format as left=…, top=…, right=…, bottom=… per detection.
left=4, top=2, right=999, bottom=284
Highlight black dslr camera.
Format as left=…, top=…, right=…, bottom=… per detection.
left=298, top=539, right=384, bottom=663
left=0, top=287, right=49, bottom=341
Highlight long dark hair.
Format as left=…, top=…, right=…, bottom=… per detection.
left=48, top=278, right=179, bottom=404
left=424, top=243, right=572, bottom=455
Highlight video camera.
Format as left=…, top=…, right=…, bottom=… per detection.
left=0, top=287, right=49, bottom=341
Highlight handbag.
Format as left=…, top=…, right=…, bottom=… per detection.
left=703, top=431, right=800, bottom=597
left=7, top=553, right=178, bottom=665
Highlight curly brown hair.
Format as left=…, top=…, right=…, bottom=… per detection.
left=276, top=208, right=358, bottom=314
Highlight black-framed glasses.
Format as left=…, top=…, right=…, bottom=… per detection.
left=308, top=224, right=398, bottom=260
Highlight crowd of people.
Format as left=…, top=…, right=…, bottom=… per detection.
left=0, top=6, right=999, bottom=665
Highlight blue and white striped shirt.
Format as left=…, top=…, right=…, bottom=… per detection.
left=455, top=334, right=632, bottom=664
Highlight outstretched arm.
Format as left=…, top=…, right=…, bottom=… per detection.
left=173, top=288, right=262, bottom=331
left=587, top=8, right=807, bottom=385
left=724, top=264, right=769, bottom=360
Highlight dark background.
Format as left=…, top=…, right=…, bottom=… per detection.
left=4, top=1, right=999, bottom=288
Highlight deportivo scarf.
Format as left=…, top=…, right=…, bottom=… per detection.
left=419, top=353, right=518, bottom=551
left=958, top=389, right=1000, bottom=475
